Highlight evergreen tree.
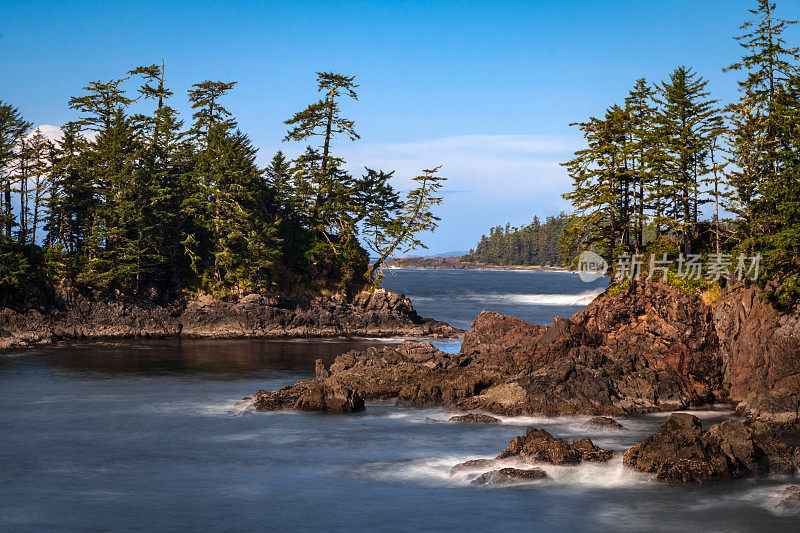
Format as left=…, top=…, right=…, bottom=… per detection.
left=653, top=66, right=719, bottom=255
left=726, top=0, right=800, bottom=245
left=284, top=72, right=359, bottom=226
left=0, top=102, right=31, bottom=239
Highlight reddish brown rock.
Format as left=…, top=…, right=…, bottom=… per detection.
left=622, top=414, right=795, bottom=483
left=251, top=380, right=364, bottom=413
left=497, top=427, right=613, bottom=464
left=714, top=285, right=800, bottom=426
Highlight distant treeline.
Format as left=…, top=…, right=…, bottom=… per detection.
left=463, top=213, right=570, bottom=266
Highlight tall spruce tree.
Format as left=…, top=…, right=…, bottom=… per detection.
left=0, top=102, right=31, bottom=239
left=653, top=66, right=718, bottom=255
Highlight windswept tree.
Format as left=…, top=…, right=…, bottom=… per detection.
left=365, top=167, right=446, bottom=279
left=188, top=81, right=237, bottom=143
left=284, top=72, right=360, bottom=225
left=562, top=112, right=628, bottom=262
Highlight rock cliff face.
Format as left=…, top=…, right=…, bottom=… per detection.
left=0, top=286, right=458, bottom=351
left=714, top=286, right=800, bottom=425
left=248, top=280, right=800, bottom=428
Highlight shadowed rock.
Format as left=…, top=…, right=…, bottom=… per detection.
left=449, top=413, right=500, bottom=424
left=471, top=467, right=548, bottom=485
left=623, top=414, right=795, bottom=483
left=497, top=427, right=613, bottom=464
left=0, top=286, right=460, bottom=351
left=584, top=416, right=625, bottom=429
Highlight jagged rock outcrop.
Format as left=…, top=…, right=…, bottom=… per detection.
left=249, top=380, right=365, bottom=413
left=622, top=413, right=795, bottom=483
left=714, top=285, right=800, bottom=426
left=470, top=467, right=548, bottom=485
left=0, top=284, right=181, bottom=350
left=249, top=280, right=800, bottom=427
left=496, top=427, right=613, bottom=464
left=180, top=289, right=457, bottom=338
left=247, top=281, right=729, bottom=416
left=0, top=286, right=458, bottom=351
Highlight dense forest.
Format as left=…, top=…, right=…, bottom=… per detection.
left=463, top=213, right=570, bottom=266
left=560, top=0, right=800, bottom=307
left=0, top=70, right=444, bottom=304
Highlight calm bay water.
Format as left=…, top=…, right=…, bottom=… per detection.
left=1, top=270, right=797, bottom=532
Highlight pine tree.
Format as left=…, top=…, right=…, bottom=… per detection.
left=284, top=72, right=359, bottom=226
left=653, top=66, right=718, bottom=255
left=726, top=0, right=800, bottom=246
left=624, top=78, right=659, bottom=252
left=366, top=167, right=446, bottom=279
left=0, top=102, right=31, bottom=239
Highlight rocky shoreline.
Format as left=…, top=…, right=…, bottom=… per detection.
left=447, top=414, right=798, bottom=488
left=243, top=279, right=800, bottom=484
left=0, top=286, right=460, bottom=351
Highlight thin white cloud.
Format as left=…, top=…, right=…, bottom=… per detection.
left=336, top=134, right=581, bottom=253
left=25, top=124, right=63, bottom=143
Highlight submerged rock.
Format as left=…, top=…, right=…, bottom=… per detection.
left=497, top=427, right=613, bottom=465
left=471, top=467, right=548, bottom=485
left=584, top=416, right=625, bottom=429
left=449, top=413, right=500, bottom=424
left=778, top=485, right=800, bottom=510
left=622, top=414, right=795, bottom=483
left=450, top=459, right=498, bottom=474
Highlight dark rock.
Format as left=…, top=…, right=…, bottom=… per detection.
left=240, top=281, right=800, bottom=425
left=471, top=467, right=548, bottom=485
left=584, top=416, right=624, bottom=429
left=622, top=414, right=795, bottom=483
left=496, top=427, right=613, bottom=464
left=449, top=413, right=500, bottom=424
left=251, top=380, right=364, bottom=413
left=0, top=287, right=460, bottom=352
left=450, top=458, right=498, bottom=474
left=778, top=485, right=800, bottom=510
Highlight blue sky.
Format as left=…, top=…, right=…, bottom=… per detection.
left=4, top=0, right=795, bottom=254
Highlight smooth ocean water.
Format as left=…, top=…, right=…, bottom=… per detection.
left=1, top=270, right=797, bottom=532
